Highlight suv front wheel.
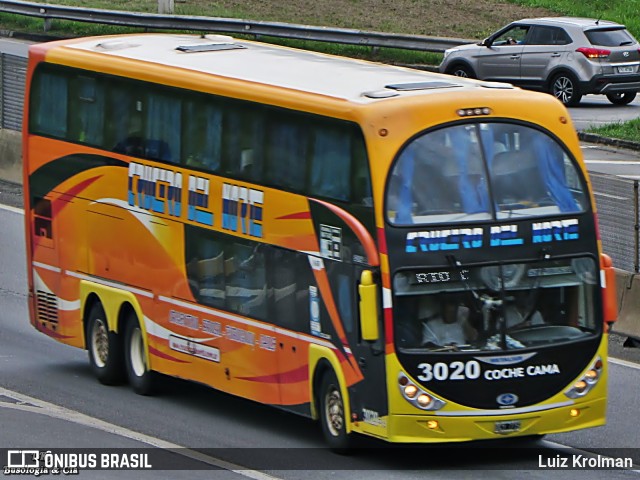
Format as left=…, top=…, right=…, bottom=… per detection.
left=550, top=72, right=582, bottom=106
left=606, top=92, right=637, bottom=105
left=446, top=64, right=475, bottom=79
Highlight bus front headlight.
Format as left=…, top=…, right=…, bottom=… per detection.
left=398, top=373, right=446, bottom=411
left=564, top=357, right=603, bottom=399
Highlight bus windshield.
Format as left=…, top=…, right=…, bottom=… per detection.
left=387, top=123, right=588, bottom=225
left=393, top=256, right=600, bottom=353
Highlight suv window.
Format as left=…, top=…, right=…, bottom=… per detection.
left=528, top=26, right=572, bottom=46
left=492, top=25, right=530, bottom=46
left=585, top=28, right=636, bottom=47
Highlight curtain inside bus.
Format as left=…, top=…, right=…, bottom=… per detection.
left=387, top=122, right=587, bottom=225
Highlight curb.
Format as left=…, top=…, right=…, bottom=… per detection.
left=578, top=132, right=640, bottom=152
left=0, top=29, right=64, bottom=43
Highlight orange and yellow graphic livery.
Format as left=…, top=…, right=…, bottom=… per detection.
left=24, top=33, right=615, bottom=449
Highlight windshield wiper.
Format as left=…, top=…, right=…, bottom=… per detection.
left=446, top=254, right=483, bottom=315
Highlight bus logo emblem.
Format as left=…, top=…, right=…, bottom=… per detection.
left=497, top=393, right=518, bottom=406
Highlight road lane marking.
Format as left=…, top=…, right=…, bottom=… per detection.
left=609, top=357, right=640, bottom=371
left=0, top=203, right=24, bottom=214
left=585, top=160, right=640, bottom=165
left=593, top=192, right=629, bottom=200
left=0, top=386, right=282, bottom=480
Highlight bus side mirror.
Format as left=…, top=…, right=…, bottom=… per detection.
left=601, top=253, right=618, bottom=328
left=359, top=270, right=379, bottom=341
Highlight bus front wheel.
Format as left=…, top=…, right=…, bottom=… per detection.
left=124, top=315, right=157, bottom=395
left=87, top=303, right=124, bottom=385
left=319, top=370, right=352, bottom=452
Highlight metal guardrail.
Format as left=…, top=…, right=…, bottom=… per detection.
left=0, top=0, right=476, bottom=53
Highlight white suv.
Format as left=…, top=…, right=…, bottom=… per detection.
left=439, top=17, right=640, bottom=106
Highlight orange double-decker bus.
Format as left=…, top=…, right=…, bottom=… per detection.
left=23, top=33, right=616, bottom=449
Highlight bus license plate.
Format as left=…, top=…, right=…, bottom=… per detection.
left=494, top=420, right=521, bottom=434
left=618, top=66, right=636, bottom=74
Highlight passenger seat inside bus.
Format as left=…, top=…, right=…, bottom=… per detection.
left=143, top=139, right=173, bottom=163
left=491, top=150, right=546, bottom=206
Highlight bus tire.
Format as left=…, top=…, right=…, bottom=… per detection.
left=319, top=369, right=352, bottom=453
left=87, top=303, right=125, bottom=385
left=124, top=315, right=157, bottom=396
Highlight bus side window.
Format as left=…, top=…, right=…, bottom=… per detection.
left=144, top=89, right=181, bottom=163
left=225, top=241, right=267, bottom=320
left=108, top=83, right=144, bottom=157
left=310, top=126, right=351, bottom=201
left=266, top=118, right=308, bottom=192
left=182, top=98, right=222, bottom=172
left=269, top=248, right=298, bottom=329
left=351, top=137, right=372, bottom=206
left=193, top=239, right=226, bottom=309
left=30, top=70, right=68, bottom=139
left=69, top=75, right=105, bottom=146
left=223, top=104, right=265, bottom=182
left=325, top=262, right=355, bottom=335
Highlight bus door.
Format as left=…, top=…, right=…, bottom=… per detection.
left=326, top=260, right=388, bottom=430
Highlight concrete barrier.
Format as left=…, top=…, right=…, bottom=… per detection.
left=0, top=129, right=22, bottom=184
left=614, top=269, right=640, bottom=340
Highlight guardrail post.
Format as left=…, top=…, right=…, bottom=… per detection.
left=158, top=0, right=174, bottom=14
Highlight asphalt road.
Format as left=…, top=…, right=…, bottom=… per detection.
left=568, top=94, right=640, bottom=132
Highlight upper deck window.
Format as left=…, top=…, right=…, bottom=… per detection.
left=386, top=123, right=587, bottom=226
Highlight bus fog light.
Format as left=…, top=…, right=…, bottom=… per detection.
left=570, top=408, right=580, bottom=418
left=426, top=420, right=439, bottom=430
left=404, top=385, right=418, bottom=398
left=416, top=393, right=432, bottom=407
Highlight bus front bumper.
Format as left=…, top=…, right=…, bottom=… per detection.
left=384, top=397, right=606, bottom=444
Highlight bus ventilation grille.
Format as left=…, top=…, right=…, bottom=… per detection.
left=36, top=291, right=59, bottom=324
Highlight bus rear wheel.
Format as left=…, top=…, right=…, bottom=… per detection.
left=319, top=370, right=352, bottom=452
left=87, top=303, right=124, bottom=385
left=124, top=315, right=157, bottom=395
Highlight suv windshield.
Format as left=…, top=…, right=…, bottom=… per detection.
left=386, top=123, right=588, bottom=225
left=585, top=27, right=637, bottom=46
